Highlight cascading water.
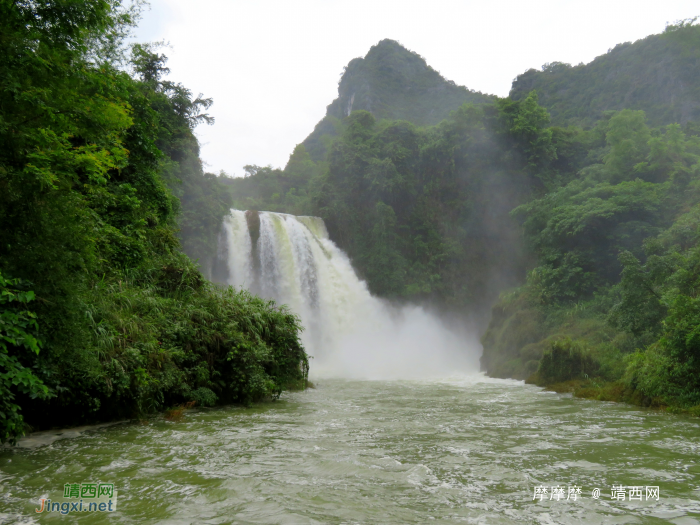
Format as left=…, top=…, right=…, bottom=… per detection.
left=217, top=209, right=480, bottom=379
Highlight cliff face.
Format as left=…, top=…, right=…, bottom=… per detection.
left=302, top=39, right=493, bottom=161
left=328, top=39, right=492, bottom=123
left=510, top=23, right=700, bottom=128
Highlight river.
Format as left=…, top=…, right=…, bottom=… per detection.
left=2, top=376, right=699, bottom=524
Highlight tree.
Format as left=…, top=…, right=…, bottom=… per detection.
left=0, top=273, right=50, bottom=444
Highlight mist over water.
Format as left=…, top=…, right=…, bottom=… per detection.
left=218, top=210, right=480, bottom=379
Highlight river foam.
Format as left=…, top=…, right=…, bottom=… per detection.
left=3, top=379, right=698, bottom=523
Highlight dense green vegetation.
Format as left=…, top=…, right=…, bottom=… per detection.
left=302, top=39, right=493, bottom=163
left=511, top=19, right=700, bottom=128
left=228, top=89, right=589, bottom=311
left=231, top=24, right=700, bottom=415
left=483, top=111, right=700, bottom=390
left=3, top=2, right=698, bottom=445
left=0, top=0, right=307, bottom=444
left=229, top=101, right=537, bottom=309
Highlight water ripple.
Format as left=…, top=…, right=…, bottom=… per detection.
left=1, top=377, right=699, bottom=524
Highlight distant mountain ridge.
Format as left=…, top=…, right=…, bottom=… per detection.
left=302, top=26, right=700, bottom=163
left=302, top=39, right=493, bottom=161
left=510, top=22, right=700, bottom=128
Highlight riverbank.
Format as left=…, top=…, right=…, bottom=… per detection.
left=6, top=382, right=316, bottom=450
left=529, top=377, right=700, bottom=417
left=3, top=421, right=129, bottom=450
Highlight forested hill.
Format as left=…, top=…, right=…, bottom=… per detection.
left=510, top=20, right=700, bottom=128
left=302, top=39, right=493, bottom=161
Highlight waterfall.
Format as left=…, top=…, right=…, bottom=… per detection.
left=218, top=210, right=480, bottom=379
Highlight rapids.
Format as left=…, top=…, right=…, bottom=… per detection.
left=2, top=378, right=699, bottom=523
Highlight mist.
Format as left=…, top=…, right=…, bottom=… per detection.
left=215, top=209, right=481, bottom=380
left=312, top=303, right=481, bottom=380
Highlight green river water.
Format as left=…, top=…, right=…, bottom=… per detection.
left=1, top=376, right=699, bottom=524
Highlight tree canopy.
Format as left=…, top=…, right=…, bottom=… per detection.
left=0, top=0, right=307, bottom=444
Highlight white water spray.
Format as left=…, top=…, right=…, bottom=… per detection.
left=218, top=210, right=481, bottom=379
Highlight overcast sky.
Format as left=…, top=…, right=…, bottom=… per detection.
left=133, top=0, right=698, bottom=176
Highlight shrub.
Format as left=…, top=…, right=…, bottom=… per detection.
left=191, top=387, right=218, bottom=407
left=530, top=338, right=599, bottom=385
left=0, top=272, right=51, bottom=444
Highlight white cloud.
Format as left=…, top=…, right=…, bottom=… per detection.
left=133, top=0, right=699, bottom=176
